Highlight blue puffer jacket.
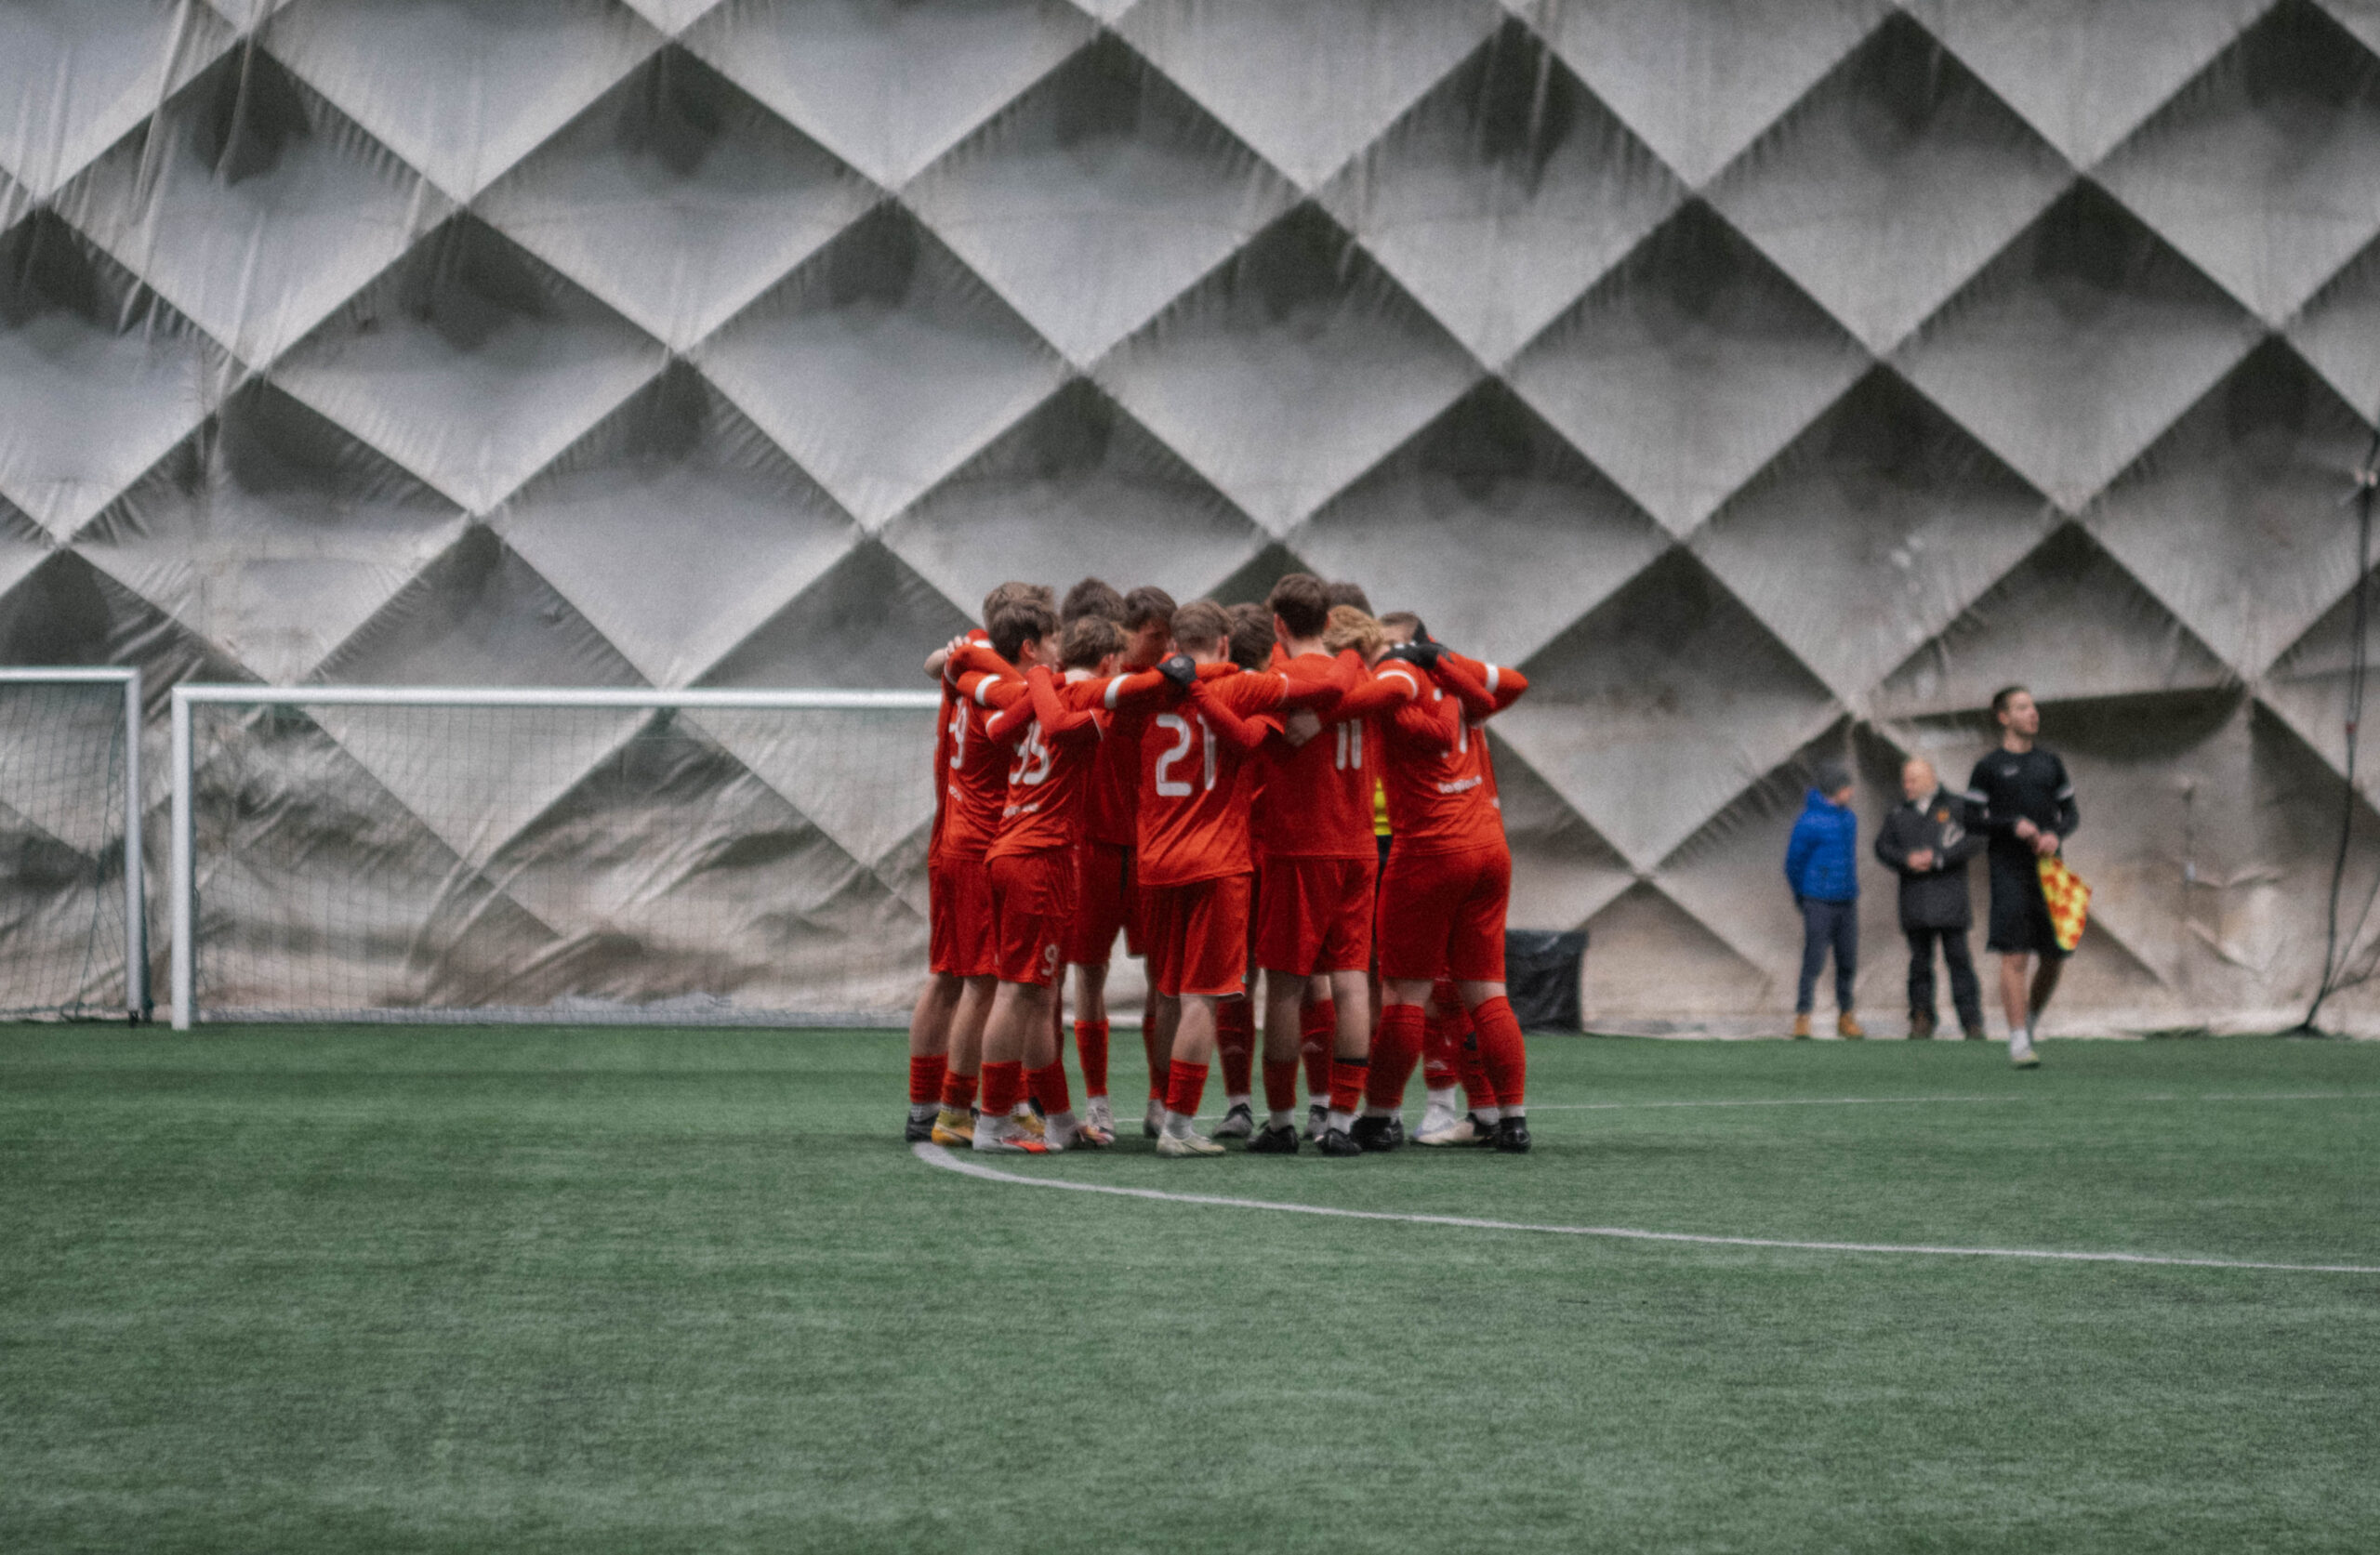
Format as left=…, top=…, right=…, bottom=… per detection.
left=1784, top=789, right=1858, bottom=903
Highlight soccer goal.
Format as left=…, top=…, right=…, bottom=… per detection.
left=168, top=685, right=943, bottom=1031
left=0, top=667, right=149, bottom=1021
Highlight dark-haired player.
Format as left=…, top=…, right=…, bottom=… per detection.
left=914, top=582, right=1046, bottom=1145
left=951, top=609, right=1171, bottom=1151
left=1245, top=575, right=1408, bottom=1155
left=1073, top=585, right=1176, bottom=1138
left=1967, top=686, right=2078, bottom=1070
left=1141, top=601, right=1347, bottom=1157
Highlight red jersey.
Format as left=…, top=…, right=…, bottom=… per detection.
left=928, top=627, right=993, bottom=858
left=1255, top=650, right=1374, bottom=860
left=1138, top=667, right=1289, bottom=887
left=983, top=664, right=1171, bottom=862
left=1369, top=653, right=1525, bottom=857
left=1086, top=700, right=1149, bottom=849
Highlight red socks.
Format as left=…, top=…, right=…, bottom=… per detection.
left=1074, top=1019, right=1109, bottom=1098
left=1328, top=1055, right=1368, bottom=1115
left=1217, top=996, right=1255, bottom=1096
left=1368, top=1002, right=1426, bottom=1110
left=1027, top=1061, right=1071, bottom=1118
left=980, top=1060, right=1023, bottom=1120
left=1165, top=1060, right=1209, bottom=1120
left=1263, top=1059, right=1300, bottom=1114
left=1460, top=1034, right=1499, bottom=1110
left=908, top=1053, right=946, bottom=1107
left=1421, top=1008, right=1460, bottom=1092
left=1300, top=998, right=1336, bottom=1094
left=940, top=1067, right=978, bottom=1112
left=1471, top=995, right=1527, bottom=1108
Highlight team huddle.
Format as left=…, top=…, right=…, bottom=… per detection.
left=902, top=573, right=1534, bottom=1158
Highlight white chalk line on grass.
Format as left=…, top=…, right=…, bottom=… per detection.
left=912, top=1144, right=2380, bottom=1275
left=1524, top=1090, right=2377, bottom=1112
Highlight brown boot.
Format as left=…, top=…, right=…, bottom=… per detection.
left=1909, top=1010, right=1937, bottom=1041
left=1791, top=1013, right=1813, bottom=1039
left=1837, top=1012, right=1865, bottom=1039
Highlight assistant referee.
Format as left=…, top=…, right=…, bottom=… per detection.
left=1964, top=686, right=2077, bottom=1068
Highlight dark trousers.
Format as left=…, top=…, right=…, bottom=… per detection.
left=1906, top=927, right=1982, bottom=1029
left=1796, top=898, right=1857, bottom=1014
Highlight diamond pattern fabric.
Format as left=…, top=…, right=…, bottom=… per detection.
left=5, top=0, right=2380, bottom=1031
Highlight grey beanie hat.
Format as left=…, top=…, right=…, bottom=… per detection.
left=1813, top=759, right=1852, bottom=795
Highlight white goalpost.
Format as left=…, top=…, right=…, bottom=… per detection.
left=169, top=684, right=943, bottom=1031
left=0, top=666, right=148, bottom=1021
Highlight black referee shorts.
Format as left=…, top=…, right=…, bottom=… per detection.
left=1986, top=854, right=2066, bottom=957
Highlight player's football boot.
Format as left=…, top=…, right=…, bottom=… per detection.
left=1315, top=1126, right=1363, bottom=1158
left=2010, top=1036, right=2042, bottom=1069
left=1416, top=1110, right=1490, bottom=1147
left=972, top=1116, right=1049, bottom=1153
left=1492, top=1116, right=1532, bottom=1153
left=1349, top=1115, right=1401, bottom=1153
left=1247, top=1122, right=1299, bottom=1154
left=1063, top=1118, right=1116, bottom=1150
left=1303, top=1102, right=1328, bottom=1140
left=1084, top=1096, right=1116, bottom=1136
left=1012, top=1106, right=1047, bottom=1140
left=1214, top=1101, right=1255, bottom=1140
left=929, top=1106, right=975, bottom=1147
left=1144, top=1098, right=1166, bottom=1138
left=1155, top=1128, right=1226, bottom=1158
left=905, top=1106, right=936, bottom=1143
left=1416, top=1098, right=1462, bottom=1141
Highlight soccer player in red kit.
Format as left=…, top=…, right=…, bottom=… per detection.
left=912, top=581, right=1046, bottom=1145
left=1363, top=623, right=1535, bottom=1153
left=1246, top=575, right=1409, bottom=1155
left=1140, top=600, right=1349, bottom=1157
left=957, top=611, right=1174, bottom=1152
left=1068, top=585, right=1174, bottom=1140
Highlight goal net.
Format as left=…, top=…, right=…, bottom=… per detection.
left=0, top=669, right=148, bottom=1021
left=169, top=686, right=941, bottom=1029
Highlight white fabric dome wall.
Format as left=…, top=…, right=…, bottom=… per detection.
left=3, top=0, right=2378, bottom=1032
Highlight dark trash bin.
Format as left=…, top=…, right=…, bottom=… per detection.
left=1505, top=929, right=1586, bottom=1032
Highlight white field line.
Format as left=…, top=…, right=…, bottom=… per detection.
left=912, top=1145, right=2380, bottom=1275
left=1525, top=1090, right=2378, bottom=1112
left=1184, top=1091, right=2374, bottom=1123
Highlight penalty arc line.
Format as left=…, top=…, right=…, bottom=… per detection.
left=911, top=1144, right=2380, bottom=1275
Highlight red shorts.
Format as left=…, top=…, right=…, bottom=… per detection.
left=927, top=854, right=995, bottom=979
left=988, top=848, right=1075, bottom=987
left=1377, top=844, right=1509, bottom=983
left=1255, top=855, right=1376, bottom=975
left=1066, top=840, right=1138, bottom=965
left=1143, top=874, right=1253, bottom=998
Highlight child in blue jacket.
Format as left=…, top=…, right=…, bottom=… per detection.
left=1784, top=760, right=1862, bottom=1038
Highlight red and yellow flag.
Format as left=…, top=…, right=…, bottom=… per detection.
left=2038, top=854, right=2090, bottom=953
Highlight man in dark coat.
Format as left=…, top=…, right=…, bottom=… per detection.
left=1873, top=758, right=1985, bottom=1040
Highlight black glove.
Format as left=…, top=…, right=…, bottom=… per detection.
left=1157, top=653, right=1197, bottom=689
left=1408, top=619, right=1435, bottom=647
left=1383, top=640, right=1442, bottom=669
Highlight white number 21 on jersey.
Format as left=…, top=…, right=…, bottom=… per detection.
left=1154, top=712, right=1217, bottom=797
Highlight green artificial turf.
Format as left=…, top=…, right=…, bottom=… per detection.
left=3, top=1029, right=2375, bottom=1554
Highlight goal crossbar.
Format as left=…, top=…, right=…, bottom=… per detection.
left=0, top=666, right=147, bottom=1021
left=168, top=684, right=943, bottom=1029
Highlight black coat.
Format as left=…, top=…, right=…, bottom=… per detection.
left=1872, top=791, right=1985, bottom=930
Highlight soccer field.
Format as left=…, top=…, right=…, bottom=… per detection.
left=4, top=1030, right=2375, bottom=1553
